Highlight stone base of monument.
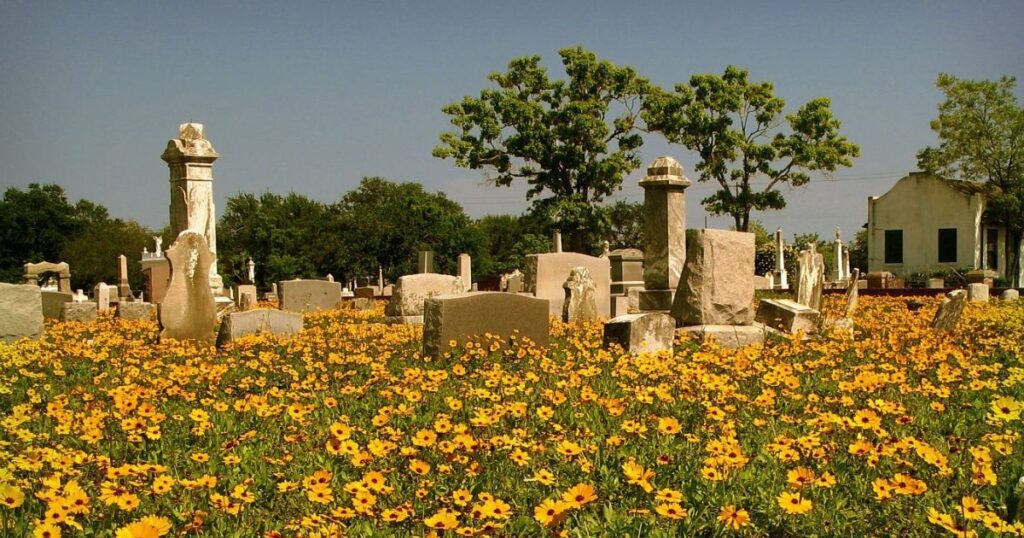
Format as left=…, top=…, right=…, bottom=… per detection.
left=217, top=310, right=304, bottom=347
left=967, top=283, right=989, bottom=303
left=387, top=315, right=424, bottom=325
left=603, top=312, right=675, bottom=355
left=754, top=299, right=820, bottom=335
left=679, top=323, right=774, bottom=348
left=637, top=289, right=674, bottom=311
left=117, top=302, right=157, bottom=321
left=60, top=302, right=98, bottom=323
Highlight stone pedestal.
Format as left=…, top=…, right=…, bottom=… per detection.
left=966, top=269, right=998, bottom=288
left=639, top=157, right=690, bottom=311
left=603, top=312, right=675, bottom=355
left=755, top=299, right=819, bottom=334
left=927, top=278, right=945, bottom=289
left=967, top=283, right=989, bottom=303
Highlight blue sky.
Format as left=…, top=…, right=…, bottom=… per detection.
left=1, top=1, right=1022, bottom=241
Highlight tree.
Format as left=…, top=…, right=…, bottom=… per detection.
left=434, top=47, right=649, bottom=253
left=332, top=177, right=481, bottom=282
left=917, top=73, right=1024, bottom=286
left=605, top=200, right=644, bottom=250
left=61, top=218, right=152, bottom=291
left=644, top=66, right=860, bottom=232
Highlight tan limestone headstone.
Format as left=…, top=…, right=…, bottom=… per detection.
left=159, top=231, right=217, bottom=345
left=795, top=243, right=825, bottom=311
left=386, top=273, right=463, bottom=322
left=562, top=266, right=598, bottom=323
left=422, top=292, right=549, bottom=358
left=931, top=290, right=967, bottom=332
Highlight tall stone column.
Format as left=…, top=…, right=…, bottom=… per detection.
left=638, top=157, right=691, bottom=311
left=833, top=228, right=845, bottom=283
left=161, top=123, right=223, bottom=295
left=775, top=228, right=789, bottom=289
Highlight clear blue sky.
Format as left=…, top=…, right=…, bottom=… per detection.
left=1, top=1, right=1022, bottom=242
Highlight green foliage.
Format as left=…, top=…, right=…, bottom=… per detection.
left=434, top=47, right=649, bottom=252
left=331, top=177, right=481, bottom=282
left=917, top=73, right=1024, bottom=286
left=644, top=66, right=860, bottom=231
left=61, top=218, right=152, bottom=291
left=470, top=214, right=552, bottom=280
left=848, top=228, right=868, bottom=273
left=605, top=200, right=645, bottom=249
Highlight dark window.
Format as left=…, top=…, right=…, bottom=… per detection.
left=884, top=230, right=903, bottom=264
left=986, top=228, right=999, bottom=270
left=938, top=228, right=957, bottom=263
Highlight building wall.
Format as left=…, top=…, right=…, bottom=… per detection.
left=867, top=172, right=985, bottom=277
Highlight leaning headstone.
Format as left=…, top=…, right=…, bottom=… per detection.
left=0, top=283, right=44, bottom=342
left=562, top=267, right=598, bottom=323
left=671, top=229, right=755, bottom=326
left=843, top=268, right=861, bottom=319
left=967, top=283, right=989, bottom=303
left=603, top=312, right=675, bottom=355
left=235, top=284, right=257, bottom=311
left=116, top=301, right=157, bottom=321
left=755, top=299, right=819, bottom=334
left=423, top=292, right=549, bottom=358
left=1001, top=289, right=1019, bottom=302
left=931, top=290, right=967, bottom=332
left=60, top=302, right=98, bottom=323
left=386, top=273, right=463, bottom=323
left=525, top=253, right=611, bottom=318
left=278, top=279, right=342, bottom=312
left=41, top=290, right=74, bottom=320
left=159, top=231, right=217, bottom=345
left=795, top=243, right=825, bottom=311
left=216, top=310, right=304, bottom=347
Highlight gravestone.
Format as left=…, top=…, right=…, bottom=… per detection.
left=1001, top=289, right=1019, bottom=302
left=562, top=266, right=598, bottom=323
left=931, top=290, right=967, bottom=332
left=60, top=302, right=98, bottom=323
left=967, top=283, right=989, bottom=303
left=93, top=283, right=113, bottom=310
left=671, top=229, right=755, bottom=326
left=866, top=271, right=894, bottom=289
left=927, top=278, right=945, bottom=289
left=41, top=290, right=74, bottom=319
left=525, top=253, right=610, bottom=318
left=117, top=254, right=132, bottom=299
left=216, top=310, right=304, bottom=347
left=753, top=275, right=772, bottom=290
left=966, top=269, right=997, bottom=287
left=637, top=157, right=690, bottom=311
left=278, top=279, right=342, bottom=312
left=795, top=243, right=825, bottom=311
left=117, top=301, right=157, bottom=321
left=506, top=271, right=523, bottom=294
left=386, top=273, right=462, bottom=323
left=235, top=284, right=257, bottom=311
left=159, top=231, right=217, bottom=345
left=422, top=292, right=549, bottom=358
left=140, top=254, right=170, bottom=304
left=843, top=268, right=861, bottom=318
left=603, top=312, right=675, bottom=355
left=354, top=286, right=376, bottom=299
left=552, top=230, right=562, bottom=253
left=608, top=248, right=644, bottom=295
left=0, top=283, right=44, bottom=342
left=755, top=299, right=819, bottom=334
left=457, top=253, right=472, bottom=292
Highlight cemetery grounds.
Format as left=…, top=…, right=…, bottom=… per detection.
left=1, top=296, right=1023, bottom=537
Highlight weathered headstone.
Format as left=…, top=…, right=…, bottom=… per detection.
left=457, top=253, right=472, bottom=292
left=562, top=267, right=598, bottom=323
left=844, top=268, right=861, bottom=318
left=603, top=312, right=675, bottom=355
left=159, top=231, right=217, bottom=345
left=927, top=278, right=945, bottom=289
left=671, top=229, right=755, bottom=326
left=60, top=302, right=98, bottom=323
left=679, top=324, right=768, bottom=348
left=525, top=253, right=610, bottom=318
left=1001, top=289, right=1019, bottom=302
left=931, top=290, right=967, bottom=332
left=795, top=243, right=825, bottom=311
left=354, top=286, right=376, bottom=299
left=753, top=275, right=772, bottom=290
left=967, top=283, right=989, bottom=303
left=278, top=279, right=342, bottom=312
left=755, top=299, right=819, bottom=334
left=386, top=273, right=462, bottom=323
left=216, top=310, right=304, bottom=347
left=0, top=284, right=44, bottom=342
left=506, top=271, right=523, bottom=294
left=637, top=157, right=690, bottom=311
left=41, top=290, right=74, bottom=319
left=418, top=251, right=434, bottom=274
left=423, top=292, right=549, bottom=358
left=116, top=301, right=157, bottom=321
left=235, top=284, right=257, bottom=311
left=93, top=283, right=113, bottom=310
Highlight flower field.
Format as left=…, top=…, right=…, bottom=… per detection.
left=1, top=296, right=1023, bottom=537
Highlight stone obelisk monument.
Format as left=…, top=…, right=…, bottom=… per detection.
left=161, top=123, right=224, bottom=295
left=637, top=156, right=691, bottom=311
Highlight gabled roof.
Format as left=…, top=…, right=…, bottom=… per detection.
left=907, top=171, right=989, bottom=196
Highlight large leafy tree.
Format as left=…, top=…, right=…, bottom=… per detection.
left=917, top=73, right=1024, bottom=286
left=434, top=47, right=649, bottom=253
left=61, top=218, right=152, bottom=291
left=644, top=66, right=860, bottom=232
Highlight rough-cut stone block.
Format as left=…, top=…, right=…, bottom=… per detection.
left=671, top=229, right=755, bottom=326
left=0, top=283, right=44, bottom=342
left=603, top=312, right=675, bottom=355
left=423, top=292, right=549, bottom=358
left=41, top=290, right=74, bottom=319
left=60, top=302, right=98, bottom=323
left=235, top=284, right=257, bottom=310
left=117, top=301, right=157, bottom=321
left=386, top=273, right=462, bottom=318
left=525, top=252, right=611, bottom=318
left=278, top=279, right=342, bottom=312
left=931, top=290, right=967, bottom=332
left=755, top=299, right=820, bottom=334
left=216, top=310, right=304, bottom=347
left=967, top=283, right=989, bottom=303
left=680, top=324, right=768, bottom=348
left=1001, top=289, right=1019, bottom=302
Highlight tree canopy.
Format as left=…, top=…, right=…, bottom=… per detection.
left=434, top=47, right=649, bottom=252
left=644, top=66, right=860, bottom=232
left=917, top=73, right=1024, bottom=285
